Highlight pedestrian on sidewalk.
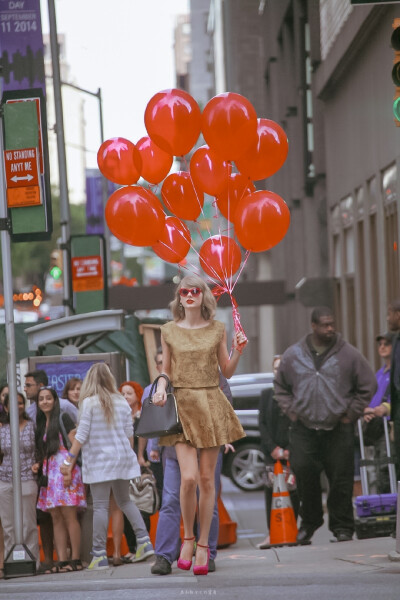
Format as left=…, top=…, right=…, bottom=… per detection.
left=35, top=387, right=85, bottom=573
left=387, top=300, right=400, bottom=476
left=275, top=306, right=376, bottom=544
left=152, top=274, right=246, bottom=575
left=146, top=348, right=233, bottom=575
left=384, top=300, right=400, bottom=562
left=60, top=363, right=154, bottom=570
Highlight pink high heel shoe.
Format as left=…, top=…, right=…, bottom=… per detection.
left=177, top=536, right=195, bottom=571
left=193, top=543, right=210, bottom=576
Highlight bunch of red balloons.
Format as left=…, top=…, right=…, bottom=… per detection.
left=97, top=89, right=290, bottom=283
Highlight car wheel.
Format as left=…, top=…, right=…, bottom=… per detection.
left=225, top=443, right=265, bottom=491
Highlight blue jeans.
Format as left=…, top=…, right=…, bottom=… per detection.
left=155, top=448, right=222, bottom=562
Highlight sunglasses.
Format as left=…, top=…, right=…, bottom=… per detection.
left=179, top=287, right=202, bottom=297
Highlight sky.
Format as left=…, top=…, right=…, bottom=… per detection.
left=40, top=0, right=189, bottom=167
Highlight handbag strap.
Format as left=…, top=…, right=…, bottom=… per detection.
left=149, top=373, right=172, bottom=396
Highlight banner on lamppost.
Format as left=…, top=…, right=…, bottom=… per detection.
left=0, top=0, right=46, bottom=94
left=0, top=1, right=52, bottom=241
left=86, top=168, right=119, bottom=235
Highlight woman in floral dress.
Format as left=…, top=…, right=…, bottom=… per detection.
left=35, top=387, right=86, bottom=572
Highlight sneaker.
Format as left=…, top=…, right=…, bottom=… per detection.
left=208, top=558, right=216, bottom=572
left=151, top=555, right=172, bottom=575
left=132, top=540, right=154, bottom=563
left=87, top=555, right=109, bottom=570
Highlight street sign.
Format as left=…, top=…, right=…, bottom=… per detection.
left=71, top=255, right=104, bottom=292
left=70, top=235, right=107, bottom=313
left=2, top=88, right=52, bottom=240
left=4, top=146, right=42, bottom=207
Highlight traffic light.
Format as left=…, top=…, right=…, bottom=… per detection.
left=49, top=249, right=63, bottom=280
left=391, top=19, right=400, bottom=126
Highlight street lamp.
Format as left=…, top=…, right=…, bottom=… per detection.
left=47, top=79, right=111, bottom=287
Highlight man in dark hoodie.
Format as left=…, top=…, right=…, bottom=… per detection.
left=275, top=306, right=376, bottom=544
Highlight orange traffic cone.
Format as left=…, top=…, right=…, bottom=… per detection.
left=265, top=460, right=298, bottom=548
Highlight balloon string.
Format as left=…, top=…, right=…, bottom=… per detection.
left=231, top=249, right=251, bottom=294
left=181, top=156, right=213, bottom=242
left=211, top=284, right=247, bottom=354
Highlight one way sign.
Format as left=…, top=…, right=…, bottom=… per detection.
left=4, top=146, right=42, bottom=207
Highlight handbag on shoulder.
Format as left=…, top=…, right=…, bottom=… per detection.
left=135, top=374, right=182, bottom=438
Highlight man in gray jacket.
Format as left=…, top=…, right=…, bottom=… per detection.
left=275, top=307, right=376, bottom=543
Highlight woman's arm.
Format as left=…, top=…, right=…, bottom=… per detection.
left=61, top=412, right=77, bottom=445
left=153, top=335, right=171, bottom=406
left=59, top=400, right=90, bottom=476
left=218, top=328, right=247, bottom=379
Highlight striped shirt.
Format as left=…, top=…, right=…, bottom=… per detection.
left=75, top=393, right=140, bottom=484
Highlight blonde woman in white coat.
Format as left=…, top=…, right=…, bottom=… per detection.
left=61, top=363, right=154, bottom=570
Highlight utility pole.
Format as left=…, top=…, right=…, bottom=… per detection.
left=47, top=0, right=72, bottom=315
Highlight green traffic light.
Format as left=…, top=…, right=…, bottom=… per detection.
left=50, top=266, right=63, bottom=280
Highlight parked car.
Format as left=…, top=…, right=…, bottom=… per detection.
left=222, top=372, right=274, bottom=492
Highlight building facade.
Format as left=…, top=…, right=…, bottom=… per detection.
left=184, top=0, right=400, bottom=370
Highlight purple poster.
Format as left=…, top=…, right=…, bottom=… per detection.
left=0, top=0, right=45, bottom=93
left=86, top=168, right=119, bottom=235
left=35, top=360, right=104, bottom=396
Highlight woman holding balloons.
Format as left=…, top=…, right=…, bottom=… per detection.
left=151, top=274, right=246, bottom=576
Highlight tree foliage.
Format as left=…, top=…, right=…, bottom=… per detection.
left=0, top=189, right=87, bottom=290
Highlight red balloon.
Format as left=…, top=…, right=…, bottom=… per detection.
left=235, top=119, right=289, bottom=181
left=199, top=235, right=242, bottom=281
left=97, top=137, right=142, bottom=185
left=136, top=136, right=173, bottom=184
left=145, top=89, right=201, bottom=156
left=201, top=93, right=258, bottom=161
left=216, top=173, right=255, bottom=222
left=152, top=216, right=191, bottom=263
left=161, top=172, right=204, bottom=221
left=105, top=185, right=165, bottom=247
left=189, top=145, right=230, bottom=196
left=234, top=190, right=290, bottom=252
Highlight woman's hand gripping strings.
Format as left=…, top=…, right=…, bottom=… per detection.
left=219, top=329, right=248, bottom=380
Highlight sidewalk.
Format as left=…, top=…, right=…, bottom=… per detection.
left=1, top=533, right=399, bottom=594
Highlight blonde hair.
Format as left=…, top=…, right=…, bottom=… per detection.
left=80, top=362, right=118, bottom=424
left=169, top=274, right=217, bottom=321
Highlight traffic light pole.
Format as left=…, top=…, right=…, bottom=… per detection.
left=47, top=0, right=72, bottom=315
left=54, top=81, right=111, bottom=287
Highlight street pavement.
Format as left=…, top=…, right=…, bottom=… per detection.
left=1, top=531, right=399, bottom=599
left=2, top=477, right=400, bottom=599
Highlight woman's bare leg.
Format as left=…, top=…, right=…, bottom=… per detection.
left=196, top=446, right=220, bottom=566
left=49, top=507, right=68, bottom=562
left=175, top=443, right=198, bottom=562
left=61, top=506, right=81, bottom=560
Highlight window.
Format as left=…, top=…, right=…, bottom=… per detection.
left=384, top=202, right=399, bottom=304
left=344, top=228, right=354, bottom=275
left=382, top=164, right=397, bottom=206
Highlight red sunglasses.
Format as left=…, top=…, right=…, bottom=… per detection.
left=179, top=287, right=202, bottom=297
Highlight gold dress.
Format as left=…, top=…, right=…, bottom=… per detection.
left=160, top=319, right=245, bottom=448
